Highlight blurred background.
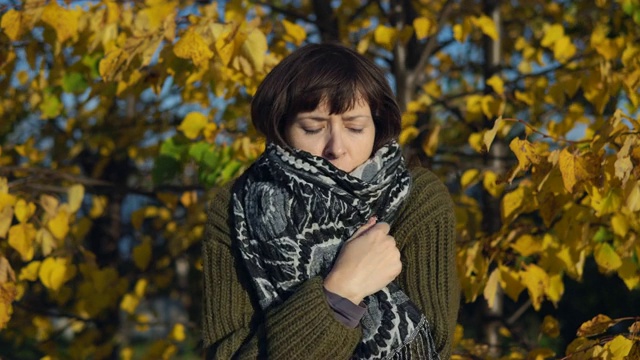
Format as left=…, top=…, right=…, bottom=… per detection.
left=1, top=0, right=639, bottom=358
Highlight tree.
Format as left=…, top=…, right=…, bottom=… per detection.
left=0, top=0, right=639, bottom=358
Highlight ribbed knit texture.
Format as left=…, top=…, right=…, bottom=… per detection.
left=202, top=167, right=460, bottom=359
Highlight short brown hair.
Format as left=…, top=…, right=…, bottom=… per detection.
left=251, top=43, right=401, bottom=152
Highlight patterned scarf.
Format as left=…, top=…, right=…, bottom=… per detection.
left=232, top=141, right=439, bottom=359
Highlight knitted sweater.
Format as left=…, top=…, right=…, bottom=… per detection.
left=202, top=167, right=460, bottom=359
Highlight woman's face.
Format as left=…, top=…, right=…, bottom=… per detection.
left=285, top=98, right=376, bottom=173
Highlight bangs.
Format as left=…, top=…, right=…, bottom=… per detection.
left=285, top=52, right=380, bottom=120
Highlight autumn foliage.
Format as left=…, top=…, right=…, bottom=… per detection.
left=1, top=0, right=639, bottom=359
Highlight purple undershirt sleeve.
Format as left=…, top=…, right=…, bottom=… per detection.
left=323, top=288, right=367, bottom=328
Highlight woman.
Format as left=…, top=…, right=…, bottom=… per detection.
left=202, top=43, right=459, bottom=359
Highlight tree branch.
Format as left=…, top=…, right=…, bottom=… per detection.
left=2, top=166, right=206, bottom=198
left=408, top=0, right=456, bottom=90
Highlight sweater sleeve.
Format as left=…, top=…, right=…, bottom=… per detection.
left=392, top=168, right=461, bottom=360
left=202, top=185, right=362, bottom=359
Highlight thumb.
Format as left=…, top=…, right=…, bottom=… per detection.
left=348, top=216, right=378, bottom=241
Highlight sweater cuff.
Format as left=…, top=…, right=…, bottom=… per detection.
left=323, top=288, right=367, bottom=328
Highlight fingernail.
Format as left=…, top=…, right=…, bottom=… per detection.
left=370, top=215, right=378, bottom=224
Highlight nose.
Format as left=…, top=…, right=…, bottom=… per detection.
left=323, top=127, right=346, bottom=160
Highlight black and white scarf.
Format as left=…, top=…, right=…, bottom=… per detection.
left=232, top=141, right=439, bottom=359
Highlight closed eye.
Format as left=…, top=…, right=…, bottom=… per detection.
left=303, top=128, right=322, bottom=134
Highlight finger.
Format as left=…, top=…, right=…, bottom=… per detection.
left=349, top=216, right=378, bottom=240
left=374, top=222, right=391, bottom=234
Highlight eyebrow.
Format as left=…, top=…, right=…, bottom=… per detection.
left=296, top=114, right=371, bottom=121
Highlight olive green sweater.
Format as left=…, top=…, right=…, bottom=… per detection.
left=202, top=167, right=460, bottom=359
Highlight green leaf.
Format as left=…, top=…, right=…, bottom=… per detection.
left=62, top=72, right=88, bottom=93
left=593, top=226, right=613, bottom=243
left=187, top=142, right=211, bottom=162
left=220, top=160, right=242, bottom=182
left=152, top=155, right=181, bottom=185
left=39, top=92, right=63, bottom=119
left=159, top=137, right=188, bottom=160
left=82, top=53, right=102, bottom=79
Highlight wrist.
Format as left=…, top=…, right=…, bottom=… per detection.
left=323, top=272, right=363, bottom=305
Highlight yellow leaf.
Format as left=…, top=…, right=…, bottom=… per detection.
left=421, top=124, right=440, bottom=157
left=527, top=348, right=555, bottom=360
left=137, top=1, right=176, bottom=32
left=48, top=210, right=70, bottom=240
left=214, top=34, right=235, bottom=66
left=603, top=335, right=634, bottom=359
left=0, top=281, right=17, bottom=329
left=541, top=24, right=564, bottom=48
left=483, top=268, right=500, bottom=308
left=39, top=257, right=74, bottom=292
left=18, top=261, right=41, bottom=282
left=520, top=264, right=549, bottom=310
left=558, top=148, right=590, bottom=192
left=99, top=48, right=129, bottom=82
left=134, top=278, right=148, bottom=297
left=178, top=112, right=208, bottom=140
left=14, top=199, right=36, bottom=223
left=413, top=17, right=434, bottom=40
left=626, top=181, right=640, bottom=212
left=8, top=223, right=37, bottom=261
left=486, top=75, right=504, bottom=95
left=610, top=214, right=629, bottom=237
left=0, top=256, right=15, bottom=285
left=594, top=243, right=622, bottom=272
left=0, top=207, right=13, bottom=239
left=591, top=25, right=625, bottom=61
left=241, top=29, right=268, bottom=72
left=461, top=169, right=481, bottom=189
left=483, top=116, right=504, bottom=152
left=466, top=94, right=483, bottom=115
left=546, top=273, right=564, bottom=304
left=37, top=229, right=56, bottom=257
left=133, top=239, right=152, bottom=271
left=120, top=294, right=140, bottom=314
left=1, top=9, right=26, bottom=41
left=121, top=347, right=133, bottom=360
left=577, top=314, right=614, bottom=337
left=483, top=170, right=505, bottom=198
left=282, top=19, right=306, bottom=45
left=399, top=126, right=419, bottom=145
left=174, top=29, right=214, bottom=68
left=590, top=187, right=622, bottom=217
left=468, top=132, right=485, bottom=153
left=514, top=90, right=534, bottom=105
left=373, top=25, right=398, bottom=51
left=541, top=315, right=560, bottom=338
left=510, top=234, right=541, bottom=257
left=71, top=217, right=92, bottom=241
left=40, top=194, right=59, bottom=217
left=67, top=184, right=84, bottom=213
left=41, top=1, right=79, bottom=43
left=509, top=138, right=545, bottom=173
left=472, top=15, right=498, bottom=40
left=618, top=257, right=640, bottom=290
left=553, top=36, right=576, bottom=62
left=499, top=266, right=525, bottom=302
left=170, top=323, right=186, bottom=342
left=89, top=196, right=108, bottom=219
left=453, top=324, right=464, bottom=348
left=502, top=187, right=525, bottom=222
left=0, top=191, right=17, bottom=209
left=498, top=326, right=511, bottom=338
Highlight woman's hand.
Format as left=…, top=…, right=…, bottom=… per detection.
left=323, top=217, right=402, bottom=304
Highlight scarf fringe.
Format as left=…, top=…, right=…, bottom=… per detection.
left=382, top=317, right=440, bottom=360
